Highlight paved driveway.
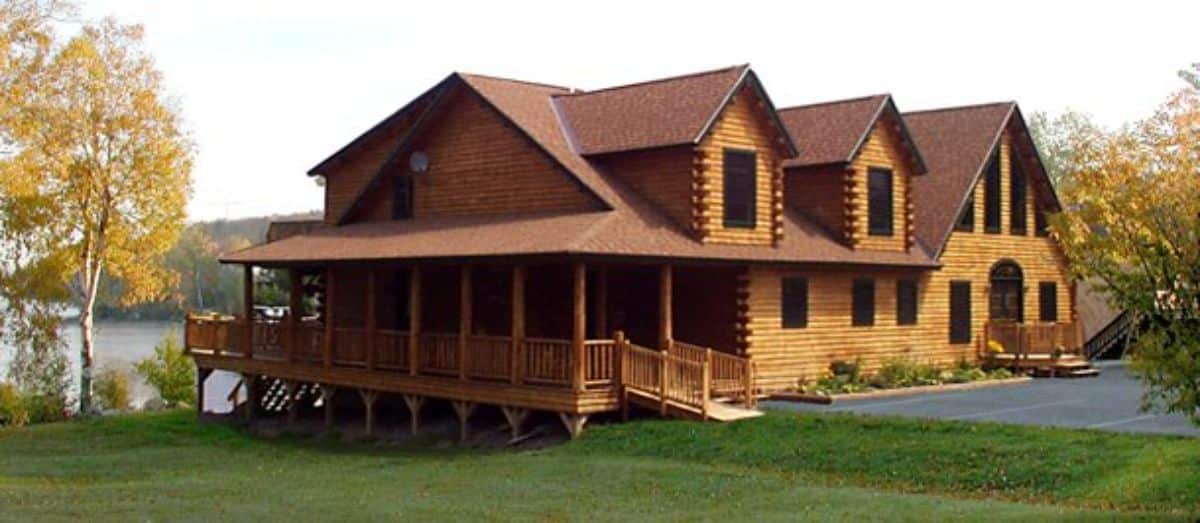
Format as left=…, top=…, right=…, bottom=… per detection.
left=766, top=361, right=1199, bottom=437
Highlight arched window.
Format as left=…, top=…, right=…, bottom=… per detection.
left=989, top=260, right=1024, bottom=322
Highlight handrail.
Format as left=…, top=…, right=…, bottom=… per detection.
left=1084, top=310, right=1132, bottom=359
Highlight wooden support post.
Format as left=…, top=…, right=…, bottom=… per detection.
left=323, top=268, right=335, bottom=367
left=595, top=266, right=608, bottom=338
left=287, top=269, right=302, bottom=363
left=701, top=349, right=711, bottom=420
left=659, top=353, right=669, bottom=416
left=241, top=373, right=257, bottom=423
left=408, top=267, right=421, bottom=375
left=558, top=413, right=588, bottom=440
left=500, top=406, right=530, bottom=440
left=511, top=265, right=525, bottom=385
left=459, top=265, right=471, bottom=380
left=365, top=269, right=377, bottom=371
left=659, top=264, right=672, bottom=350
left=451, top=400, right=476, bottom=443
left=321, top=385, right=337, bottom=428
left=285, top=380, right=300, bottom=425
left=572, top=262, right=586, bottom=392
left=744, top=361, right=756, bottom=408
left=358, top=389, right=379, bottom=437
left=195, top=367, right=212, bottom=416
left=614, top=331, right=628, bottom=421
left=402, top=394, right=425, bottom=435
left=243, top=265, right=255, bottom=359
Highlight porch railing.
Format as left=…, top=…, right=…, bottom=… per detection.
left=983, top=320, right=1084, bottom=363
left=667, top=340, right=756, bottom=407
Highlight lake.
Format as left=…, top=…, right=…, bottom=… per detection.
left=0, top=320, right=238, bottom=413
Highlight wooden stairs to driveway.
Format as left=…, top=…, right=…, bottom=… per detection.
left=618, top=339, right=761, bottom=422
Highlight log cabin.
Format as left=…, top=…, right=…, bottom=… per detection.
left=184, top=65, right=1088, bottom=438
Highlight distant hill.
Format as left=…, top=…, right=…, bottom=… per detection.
left=197, top=210, right=321, bottom=247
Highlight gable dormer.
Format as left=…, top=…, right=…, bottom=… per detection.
left=779, top=95, right=926, bottom=252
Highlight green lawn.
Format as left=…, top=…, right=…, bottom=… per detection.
left=0, top=409, right=1196, bottom=521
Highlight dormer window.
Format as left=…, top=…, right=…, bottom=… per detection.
left=722, top=149, right=757, bottom=228
left=867, top=168, right=894, bottom=236
left=392, top=175, right=413, bottom=219
left=984, top=149, right=1001, bottom=233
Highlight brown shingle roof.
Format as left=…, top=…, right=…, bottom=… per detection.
left=778, top=95, right=889, bottom=168
left=905, top=102, right=1015, bottom=256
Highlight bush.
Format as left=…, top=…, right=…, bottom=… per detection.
left=134, top=330, right=195, bottom=408
left=0, top=382, right=26, bottom=427
left=95, top=367, right=133, bottom=412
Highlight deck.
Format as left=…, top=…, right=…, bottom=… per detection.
left=981, top=321, right=1098, bottom=377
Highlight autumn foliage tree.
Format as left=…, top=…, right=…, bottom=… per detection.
left=0, top=5, right=193, bottom=413
left=1052, top=74, right=1200, bottom=425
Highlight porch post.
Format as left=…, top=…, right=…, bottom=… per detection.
left=659, top=264, right=673, bottom=350
left=365, top=268, right=377, bottom=371
left=511, top=265, right=526, bottom=384
left=408, top=267, right=421, bottom=375
left=287, top=268, right=302, bottom=363
left=323, top=267, right=335, bottom=367
left=595, top=266, right=608, bottom=338
left=459, top=265, right=471, bottom=380
left=243, top=264, right=254, bottom=359
left=572, top=261, right=586, bottom=392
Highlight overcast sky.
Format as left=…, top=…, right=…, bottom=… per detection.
left=82, top=1, right=1198, bottom=222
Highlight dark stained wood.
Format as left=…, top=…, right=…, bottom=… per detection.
left=323, top=268, right=335, bottom=367
left=408, top=267, right=421, bottom=375
left=659, top=265, right=673, bottom=349
left=243, top=265, right=254, bottom=359
left=459, top=266, right=471, bottom=380
left=287, top=269, right=302, bottom=363
left=572, top=262, right=586, bottom=392
left=511, top=265, right=526, bottom=384
left=595, top=266, right=608, bottom=338
left=365, top=270, right=377, bottom=371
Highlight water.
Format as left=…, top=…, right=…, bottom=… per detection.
left=0, top=320, right=237, bottom=413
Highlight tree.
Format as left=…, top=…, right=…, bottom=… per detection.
left=1180, top=63, right=1199, bottom=90
left=1028, top=109, right=1105, bottom=186
left=134, top=330, right=194, bottom=408
left=0, top=16, right=193, bottom=413
left=1052, top=83, right=1200, bottom=425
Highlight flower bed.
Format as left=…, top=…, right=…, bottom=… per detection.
left=803, top=359, right=1014, bottom=396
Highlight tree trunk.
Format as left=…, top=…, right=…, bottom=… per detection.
left=78, top=307, right=95, bottom=414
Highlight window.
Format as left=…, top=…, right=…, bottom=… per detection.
left=867, top=168, right=894, bottom=236
left=392, top=175, right=413, bottom=219
left=1035, top=208, right=1050, bottom=236
left=722, top=149, right=756, bottom=228
left=1039, top=282, right=1058, bottom=322
left=950, top=281, right=972, bottom=343
left=1010, top=154, right=1027, bottom=235
left=852, top=278, right=875, bottom=326
left=897, top=279, right=918, bottom=326
left=782, top=277, right=808, bottom=328
left=956, top=194, right=975, bottom=232
left=984, top=149, right=1001, bottom=233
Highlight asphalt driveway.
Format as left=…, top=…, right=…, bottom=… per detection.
left=766, top=361, right=1200, bottom=437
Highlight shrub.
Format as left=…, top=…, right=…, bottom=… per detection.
left=134, top=330, right=195, bottom=408
left=0, top=382, right=26, bottom=427
left=95, top=367, right=133, bottom=412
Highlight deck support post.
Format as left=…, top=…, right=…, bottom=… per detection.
left=408, top=267, right=421, bottom=375
left=358, top=388, right=379, bottom=437
left=511, top=265, right=525, bottom=384
left=365, top=269, right=377, bottom=371
left=285, top=380, right=300, bottom=425
left=558, top=412, right=588, bottom=440
left=240, top=373, right=258, bottom=423
left=451, top=400, right=476, bottom=443
left=459, top=266, right=471, bottom=381
left=287, top=269, right=302, bottom=363
left=614, top=331, right=628, bottom=421
left=595, top=266, right=608, bottom=338
left=500, top=406, right=530, bottom=440
left=195, top=367, right=213, bottom=416
left=321, top=385, right=337, bottom=428
left=659, top=264, right=672, bottom=350
left=402, top=395, right=425, bottom=435
left=243, top=265, right=255, bottom=359
left=572, top=262, right=586, bottom=392
left=323, top=268, right=335, bottom=368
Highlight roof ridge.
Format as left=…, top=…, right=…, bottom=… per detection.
left=456, top=71, right=575, bottom=92
left=903, top=101, right=1015, bottom=117
left=552, top=64, right=748, bottom=98
left=777, top=93, right=889, bottom=112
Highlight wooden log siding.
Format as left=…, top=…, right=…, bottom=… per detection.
left=783, top=164, right=846, bottom=238
left=697, top=86, right=782, bottom=246
left=597, top=146, right=694, bottom=231
left=849, top=120, right=913, bottom=252
left=348, top=88, right=599, bottom=223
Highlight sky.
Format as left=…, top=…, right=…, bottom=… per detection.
left=80, top=0, right=1199, bottom=222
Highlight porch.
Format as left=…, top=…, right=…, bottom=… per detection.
left=981, top=320, right=1097, bottom=377
left=185, top=260, right=758, bottom=438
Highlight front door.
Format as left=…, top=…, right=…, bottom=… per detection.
left=989, top=261, right=1024, bottom=322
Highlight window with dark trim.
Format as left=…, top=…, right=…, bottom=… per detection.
left=722, top=149, right=757, bottom=228
left=782, top=277, right=808, bottom=328
left=1010, top=153, right=1028, bottom=235
left=392, top=175, right=413, bottom=219
left=956, top=194, right=975, bottom=232
left=950, top=281, right=972, bottom=343
left=852, top=278, right=875, bottom=327
left=867, top=168, right=894, bottom=236
left=1035, top=208, right=1050, bottom=236
left=897, top=279, right=918, bottom=326
left=984, top=149, right=1001, bottom=233
left=1039, top=281, right=1058, bottom=322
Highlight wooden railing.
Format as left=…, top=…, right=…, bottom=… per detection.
left=465, top=335, right=511, bottom=381
left=293, top=322, right=324, bottom=363
left=667, top=340, right=756, bottom=407
left=623, top=343, right=710, bottom=416
left=418, top=333, right=459, bottom=376
left=333, top=327, right=367, bottom=367
left=374, top=329, right=409, bottom=371
left=522, top=337, right=573, bottom=386
left=1084, top=311, right=1132, bottom=359
left=983, top=321, right=1084, bottom=363
left=583, top=340, right=617, bottom=387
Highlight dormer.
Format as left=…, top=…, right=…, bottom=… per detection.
left=778, top=95, right=927, bottom=252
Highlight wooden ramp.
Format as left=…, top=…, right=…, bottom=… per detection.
left=625, top=388, right=762, bottom=421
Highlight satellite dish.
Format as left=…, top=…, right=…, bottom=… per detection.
left=409, top=151, right=429, bottom=173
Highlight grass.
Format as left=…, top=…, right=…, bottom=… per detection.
left=0, top=409, right=1195, bottom=521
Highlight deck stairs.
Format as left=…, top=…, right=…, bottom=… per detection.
left=1084, top=310, right=1134, bottom=360
left=619, top=339, right=762, bottom=422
